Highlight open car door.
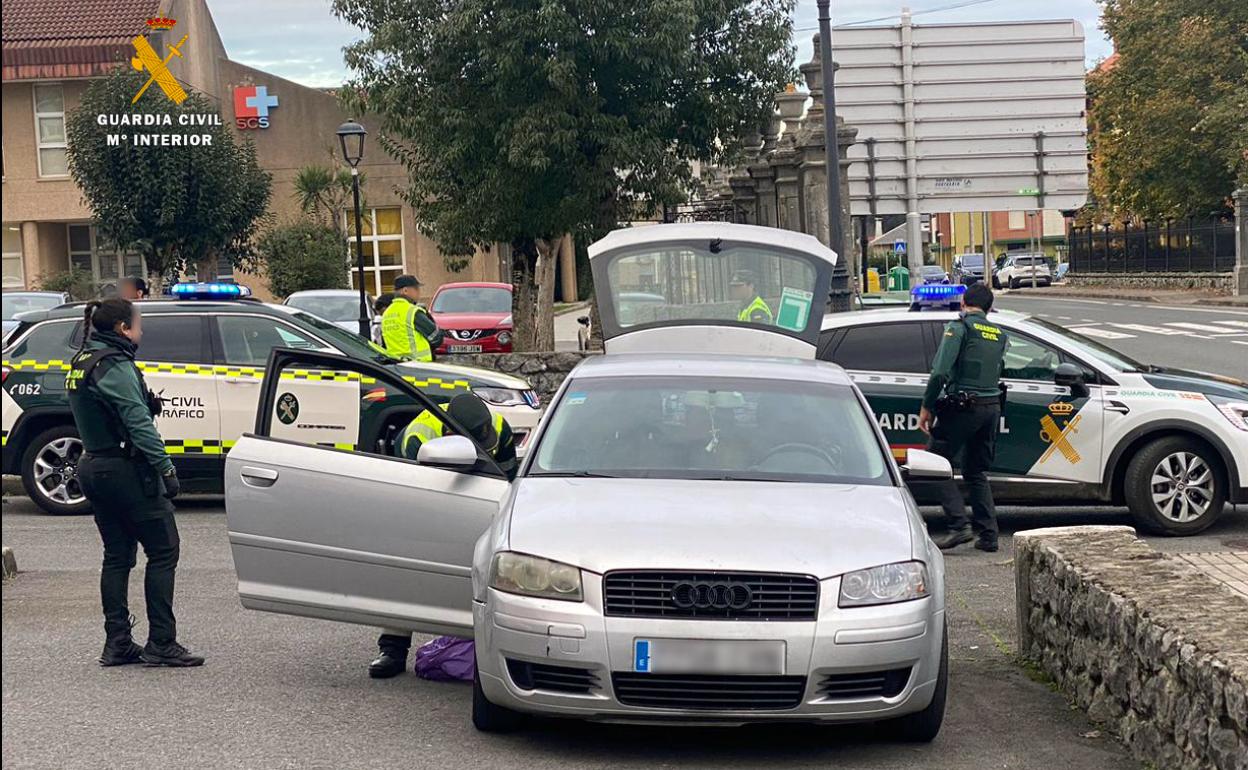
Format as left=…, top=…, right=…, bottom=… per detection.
left=225, top=348, right=510, bottom=636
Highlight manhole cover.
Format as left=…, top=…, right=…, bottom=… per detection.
left=1221, top=537, right=1248, bottom=550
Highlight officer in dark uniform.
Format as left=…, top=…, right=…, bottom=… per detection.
left=917, top=283, right=1008, bottom=552
left=67, top=298, right=204, bottom=667
left=368, top=393, right=517, bottom=678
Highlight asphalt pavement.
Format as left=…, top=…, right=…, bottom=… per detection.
left=6, top=490, right=1245, bottom=769
left=996, top=293, right=1248, bottom=381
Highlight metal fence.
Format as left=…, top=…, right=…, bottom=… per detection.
left=1068, top=218, right=1237, bottom=273
left=661, top=200, right=746, bottom=224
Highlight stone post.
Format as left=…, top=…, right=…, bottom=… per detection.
left=728, top=172, right=757, bottom=224
left=772, top=87, right=808, bottom=232
left=1235, top=188, right=1248, bottom=297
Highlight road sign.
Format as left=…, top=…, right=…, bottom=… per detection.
left=894, top=239, right=907, bottom=255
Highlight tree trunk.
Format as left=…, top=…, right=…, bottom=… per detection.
left=509, top=236, right=559, bottom=352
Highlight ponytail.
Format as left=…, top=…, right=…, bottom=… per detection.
left=79, top=298, right=135, bottom=352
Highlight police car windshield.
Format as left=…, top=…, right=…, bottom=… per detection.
left=530, top=376, right=891, bottom=485
left=287, top=310, right=396, bottom=363
left=1028, top=318, right=1144, bottom=373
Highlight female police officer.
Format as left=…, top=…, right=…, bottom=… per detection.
left=67, top=298, right=204, bottom=668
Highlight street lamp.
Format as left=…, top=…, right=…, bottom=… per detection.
left=817, top=0, right=851, bottom=312
left=337, top=120, right=369, bottom=338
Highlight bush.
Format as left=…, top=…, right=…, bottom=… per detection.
left=257, top=221, right=350, bottom=299
left=36, top=268, right=97, bottom=301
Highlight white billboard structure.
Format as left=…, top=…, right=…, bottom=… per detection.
left=832, top=15, right=1089, bottom=273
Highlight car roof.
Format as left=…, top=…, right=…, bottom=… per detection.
left=820, top=307, right=1030, bottom=330
left=2, top=290, right=65, bottom=296
left=569, top=352, right=854, bottom=386
left=285, top=289, right=373, bottom=298
left=26, top=299, right=294, bottom=323
left=433, top=282, right=512, bottom=291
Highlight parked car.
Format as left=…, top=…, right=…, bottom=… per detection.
left=994, top=253, right=1052, bottom=289
left=284, top=289, right=379, bottom=342
left=951, top=253, right=988, bottom=285
left=917, top=265, right=950, bottom=285
left=429, top=282, right=513, bottom=354
left=615, top=291, right=668, bottom=325
left=2, top=291, right=68, bottom=342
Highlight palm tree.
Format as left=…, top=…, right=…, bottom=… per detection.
left=293, top=164, right=363, bottom=236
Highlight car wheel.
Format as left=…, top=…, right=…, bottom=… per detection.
left=889, top=620, right=947, bottom=742
left=472, top=661, right=525, bottom=733
left=1124, top=436, right=1226, bottom=536
left=991, top=276, right=1001, bottom=289
left=1009, top=278, right=1020, bottom=289
left=20, top=425, right=92, bottom=516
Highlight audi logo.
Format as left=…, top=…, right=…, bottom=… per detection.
left=670, top=581, right=753, bottom=610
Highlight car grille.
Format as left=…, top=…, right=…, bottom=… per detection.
left=611, top=673, right=807, bottom=710
left=603, top=571, right=819, bottom=620
left=447, top=329, right=488, bottom=341
left=506, top=659, right=599, bottom=694
left=817, top=667, right=911, bottom=700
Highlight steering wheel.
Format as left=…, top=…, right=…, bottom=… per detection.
left=754, top=442, right=839, bottom=472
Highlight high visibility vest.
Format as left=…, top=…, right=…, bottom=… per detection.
left=737, top=296, right=773, bottom=323
left=399, top=403, right=506, bottom=460
left=381, top=297, right=432, bottom=362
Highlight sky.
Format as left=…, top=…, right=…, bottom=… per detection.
left=210, top=0, right=1113, bottom=89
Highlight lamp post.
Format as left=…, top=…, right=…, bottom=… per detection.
left=336, top=120, right=368, bottom=338
left=817, top=0, right=851, bottom=311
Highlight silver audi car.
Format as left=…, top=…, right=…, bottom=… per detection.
left=225, top=223, right=951, bottom=739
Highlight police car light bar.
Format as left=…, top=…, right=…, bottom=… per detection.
left=911, top=284, right=967, bottom=302
left=170, top=282, right=251, bottom=299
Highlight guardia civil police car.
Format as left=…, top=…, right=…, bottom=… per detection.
left=821, top=284, right=1248, bottom=536
left=1, top=283, right=541, bottom=515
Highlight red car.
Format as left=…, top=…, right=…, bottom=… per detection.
left=429, top=282, right=514, bottom=354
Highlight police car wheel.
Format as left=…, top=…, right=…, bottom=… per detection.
left=472, top=663, right=524, bottom=733
left=20, top=426, right=91, bottom=516
left=1124, top=436, right=1226, bottom=536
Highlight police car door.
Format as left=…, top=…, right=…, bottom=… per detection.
left=996, top=328, right=1103, bottom=483
left=134, top=315, right=223, bottom=471
left=225, top=349, right=508, bottom=636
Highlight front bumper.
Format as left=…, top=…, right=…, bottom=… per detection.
left=474, top=576, right=943, bottom=725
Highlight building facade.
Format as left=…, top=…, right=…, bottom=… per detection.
left=2, top=0, right=506, bottom=301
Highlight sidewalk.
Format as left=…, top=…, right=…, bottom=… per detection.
left=1003, top=283, right=1248, bottom=307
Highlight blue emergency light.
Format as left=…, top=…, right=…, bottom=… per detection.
left=169, top=282, right=251, bottom=300
left=909, top=282, right=966, bottom=311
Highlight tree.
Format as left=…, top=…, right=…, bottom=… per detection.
left=332, top=0, right=795, bottom=350
left=1089, top=0, right=1248, bottom=220
left=65, top=68, right=272, bottom=288
left=293, top=164, right=365, bottom=237
left=256, top=221, right=351, bottom=299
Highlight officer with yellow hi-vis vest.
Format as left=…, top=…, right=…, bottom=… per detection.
left=368, top=393, right=517, bottom=678
left=729, top=269, right=772, bottom=323
left=381, top=274, right=441, bottom=362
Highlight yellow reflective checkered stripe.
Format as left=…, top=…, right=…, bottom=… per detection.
left=401, top=375, right=470, bottom=391
left=3, top=359, right=71, bottom=371
left=164, top=439, right=231, bottom=455
left=315, top=442, right=357, bottom=451
left=1, top=430, right=8, bottom=447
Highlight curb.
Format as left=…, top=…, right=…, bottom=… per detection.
left=1004, top=288, right=1240, bottom=305
left=2, top=546, right=15, bottom=579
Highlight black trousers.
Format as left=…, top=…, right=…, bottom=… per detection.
left=79, top=454, right=179, bottom=644
left=378, top=632, right=412, bottom=654
left=927, top=404, right=1000, bottom=539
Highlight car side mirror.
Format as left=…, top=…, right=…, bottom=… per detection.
left=416, top=435, right=479, bottom=469
left=1054, top=362, right=1090, bottom=398
left=577, top=316, right=590, bottom=326
left=901, top=449, right=953, bottom=480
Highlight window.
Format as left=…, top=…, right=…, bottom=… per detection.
left=5, top=320, right=77, bottom=359
left=34, top=84, right=68, bottom=177
left=217, top=315, right=323, bottom=366
left=2, top=224, right=22, bottom=288
left=830, top=323, right=930, bottom=373
left=134, top=316, right=205, bottom=363
left=1002, top=334, right=1062, bottom=381
left=66, top=224, right=147, bottom=288
left=347, top=207, right=404, bottom=297
left=1008, top=211, right=1025, bottom=230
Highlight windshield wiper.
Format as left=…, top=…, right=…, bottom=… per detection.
left=529, top=470, right=619, bottom=478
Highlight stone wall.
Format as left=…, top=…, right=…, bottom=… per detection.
left=1068, top=272, right=1234, bottom=293
left=440, top=352, right=594, bottom=402
left=1015, top=526, right=1248, bottom=770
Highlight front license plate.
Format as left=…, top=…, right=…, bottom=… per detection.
left=634, top=639, right=785, bottom=675
left=448, top=344, right=483, bottom=353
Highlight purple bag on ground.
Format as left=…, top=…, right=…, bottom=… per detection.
left=414, top=636, right=476, bottom=682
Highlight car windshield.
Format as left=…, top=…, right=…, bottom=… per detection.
left=530, top=376, right=891, bottom=485
left=286, top=310, right=396, bottom=364
left=3, top=294, right=64, bottom=320
left=432, top=287, right=511, bottom=314
left=921, top=266, right=944, bottom=275
left=959, top=255, right=984, bottom=267
left=286, top=295, right=364, bottom=323
left=1027, top=317, right=1145, bottom=373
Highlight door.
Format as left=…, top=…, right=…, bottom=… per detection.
left=135, top=315, right=222, bottom=479
left=996, top=329, right=1103, bottom=483
left=226, top=349, right=510, bottom=635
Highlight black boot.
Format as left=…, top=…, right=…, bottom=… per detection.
left=140, top=640, right=205, bottom=667
left=369, top=650, right=407, bottom=679
left=99, top=637, right=144, bottom=666
left=934, top=526, right=973, bottom=550
left=974, top=535, right=999, bottom=553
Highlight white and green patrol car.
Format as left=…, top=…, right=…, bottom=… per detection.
left=1, top=284, right=541, bottom=516
left=820, top=305, right=1248, bottom=535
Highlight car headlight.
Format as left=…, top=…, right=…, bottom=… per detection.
left=495, top=330, right=511, bottom=346
left=838, top=561, right=929, bottom=608
left=489, top=552, right=583, bottom=601
left=472, top=386, right=527, bottom=407
left=1207, top=395, right=1248, bottom=431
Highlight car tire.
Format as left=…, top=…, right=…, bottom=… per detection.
left=890, top=621, right=947, bottom=742
left=472, top=661, right=525, bottom=733
left=991, top=276, right=1001, bottom=289
left=1123, top=435, right=1226, bottom=536
left=20, top=425, right=92, bottom=516
left=1009, top=278, right=1019, bottom=289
